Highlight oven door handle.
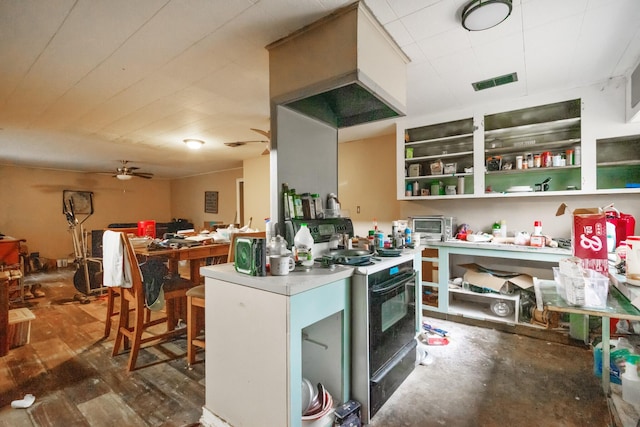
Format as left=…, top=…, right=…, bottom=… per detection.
left=371, top=271, right=416, bottom=296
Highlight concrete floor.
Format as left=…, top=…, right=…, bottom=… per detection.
left=368, top=318, right=612, bottom=427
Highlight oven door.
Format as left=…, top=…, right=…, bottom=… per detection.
left=369, top=270, right=417, bottom=374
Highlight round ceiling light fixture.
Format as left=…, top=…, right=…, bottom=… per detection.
left=116, top=173, right=133, bottom=181
left=183, top=138, right=205, bottom=149
left=462, top=0, right=512, bottom=31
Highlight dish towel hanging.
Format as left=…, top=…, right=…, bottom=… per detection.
left=102, top=230, right=133, bottom=288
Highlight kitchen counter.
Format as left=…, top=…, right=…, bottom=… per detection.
left=200, top=261, right=353, bottom=295
left=426, top=239, right=572, bottom=257
left=199, top=248, right=421, bottom=296
left=200, top=261, right=353, bottom=427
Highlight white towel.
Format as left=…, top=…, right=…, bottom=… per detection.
left=102, top=230, right=133, bottom=288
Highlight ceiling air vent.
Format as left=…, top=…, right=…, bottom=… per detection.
left=472, top=72, right=518, bottom=91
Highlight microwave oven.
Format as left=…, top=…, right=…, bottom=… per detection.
left=410, top=216, right=455, bottom=243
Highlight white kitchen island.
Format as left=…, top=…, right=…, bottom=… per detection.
left=199, top=262, right=353, bottom=427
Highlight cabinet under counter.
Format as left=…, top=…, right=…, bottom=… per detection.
left=199, top=263, right=352, bottom=427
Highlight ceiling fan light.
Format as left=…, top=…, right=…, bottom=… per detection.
left=462, top=0, right=512, bottom=31
left=183, top=138, right=205, bottom=149
left=116, top=173, right=133, bottom=180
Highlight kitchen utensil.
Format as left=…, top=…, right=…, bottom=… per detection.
left=301, top=378, right=315, bottom=415
left=327, top=249, right=373, bottom=265
left=377, top=248, right=402, bottom=257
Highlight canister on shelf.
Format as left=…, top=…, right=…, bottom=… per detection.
left=412, top=181, right=419, bottom=196
left=457, top=176, right=465, bottom=194
left=534, top=154, right=541, bottom=168
left=516, top=155, right=523, bottom=169
left=430, top=180, right=441, bottom=196
left=566, top=149, right=574, bottom=166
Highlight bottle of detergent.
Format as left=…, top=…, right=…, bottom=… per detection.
left=294, top=224, right=314, bottom=268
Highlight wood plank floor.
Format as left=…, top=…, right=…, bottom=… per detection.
left=0, top=268, right=204, bottom=427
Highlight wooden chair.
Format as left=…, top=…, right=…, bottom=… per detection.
left=110, top=232, right=193, bottom=371
left=186, top=284, right=205, bottom=366
left=184, top=231, right=266, bottom=366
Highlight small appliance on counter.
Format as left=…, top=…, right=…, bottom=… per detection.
left=410, top=216, right=455, bottom=244
left=234, top=237, right=267, bottom=276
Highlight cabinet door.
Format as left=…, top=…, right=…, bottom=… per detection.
left=596, top=134, right=640, bottom=190
left=483, top=99, right=582, bottom=194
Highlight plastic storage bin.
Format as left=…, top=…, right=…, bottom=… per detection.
left=553, top=266, right=609, bottom=308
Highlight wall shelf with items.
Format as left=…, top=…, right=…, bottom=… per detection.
left=483, top=99, right=582, bottom=195
left=596, top=134, right=640, bottom=191
left=403, top=117, right=474, bottom=198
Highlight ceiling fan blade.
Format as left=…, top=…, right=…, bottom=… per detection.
left=224, top=142, right=246, bottom=147
left=224, top=140, right=268, bottom=147
left=132, top=172, right=154, bottom=179
left=251, top=128, right=271, bottom=139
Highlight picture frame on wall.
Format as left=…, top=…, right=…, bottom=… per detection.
left=205, top=191, right=218, bottom=214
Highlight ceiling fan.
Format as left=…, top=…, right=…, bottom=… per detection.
left=112, top=160, right=154, bottom=180
left=224, top=128, right=271, bottom=155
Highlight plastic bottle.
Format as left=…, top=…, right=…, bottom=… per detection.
left=294, top=224, right=314, bottom=267
left=311, top=193, right=323, bottom=219
left=623, top=354, right=640, bottom=405
left=616, top=241, right=628, bottom=265
left=293, top=192, right=304, bottom=219
left=492, top=221, right=501, bottom=237
left=530, top=220, right=544, bottom=247
left=391, top=221, right=399, bottom=248
left=500, top=219, right=507, bottom=238
left=282, top=183, right=291, bottom=220
left=405, top=227, right=412, bottom=247
left=287, top=187, right=296, bottom=220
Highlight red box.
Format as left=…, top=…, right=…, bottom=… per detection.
left=557, top=204, right=608, bottom=274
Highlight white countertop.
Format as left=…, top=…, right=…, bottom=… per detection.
left=200, top=262, right=354, bottom=296
left=426, top=239, right=572, bottom=256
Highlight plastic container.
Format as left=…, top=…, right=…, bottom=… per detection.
left=623, top=354, right=640, bottom=405
left=294, top=224, right=314, bottom=267
left=593, top=340, right=627, bottom=385
left=553, top=266, right=609, bottom=308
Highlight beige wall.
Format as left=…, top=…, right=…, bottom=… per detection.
left=338, top=133, right=401, bottom=237
left=242, top=156, right=271, bottom=231
left=170, top=168, right=244, bottom=231
left=0, top=164, right=171, bottom=260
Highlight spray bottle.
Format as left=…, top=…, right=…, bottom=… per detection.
left=623, top=353, right=640, bottom=405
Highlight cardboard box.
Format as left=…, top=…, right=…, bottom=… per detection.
left=461, top=263, right=534, bottom=293
left=8, top=308, right=35, bottom=348
left=556, top=203, right=608, bottom=274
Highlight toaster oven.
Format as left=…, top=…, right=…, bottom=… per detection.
left=410, top=216, right=455, bottom=243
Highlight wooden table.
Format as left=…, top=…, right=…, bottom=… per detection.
left=135, top=242, right=229, bottom=284
left=534, top=278, right=640, bottom=394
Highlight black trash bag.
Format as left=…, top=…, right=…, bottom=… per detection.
left=139, top=258, right=169, bottom=309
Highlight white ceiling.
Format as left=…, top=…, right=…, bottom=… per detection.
left=1, top=0, right=639, bottom=179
